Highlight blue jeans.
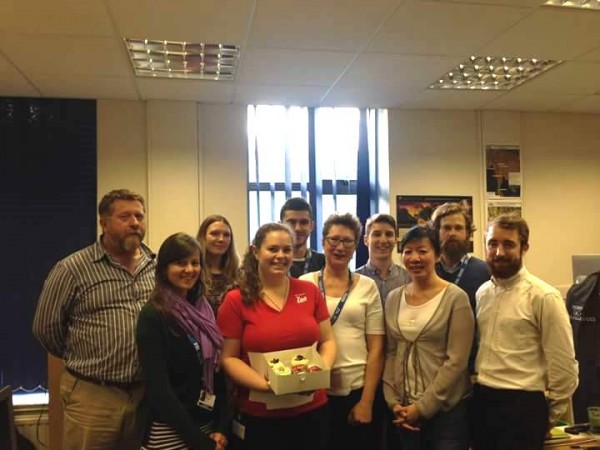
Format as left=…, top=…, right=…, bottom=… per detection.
left=391, top=399, right=469, bottom=450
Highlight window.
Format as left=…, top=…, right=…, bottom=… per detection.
left=247, top=105, right=389, bottom=265
left=0, top=97, right=96, bottom=404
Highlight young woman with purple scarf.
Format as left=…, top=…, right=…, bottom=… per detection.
left=136, top=232, right=229, bottom=450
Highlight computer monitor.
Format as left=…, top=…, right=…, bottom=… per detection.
left=572, top=255, right=600, bottom=284
left=0, top=385, right=17, bottom=450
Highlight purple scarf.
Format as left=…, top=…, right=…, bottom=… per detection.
left=162, top=287, right=223, bottom=393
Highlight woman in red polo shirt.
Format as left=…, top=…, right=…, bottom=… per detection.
left=217, top=222, right=336, bottom=450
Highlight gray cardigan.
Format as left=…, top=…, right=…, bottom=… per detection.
left=382, top=283, right=474, bottom=419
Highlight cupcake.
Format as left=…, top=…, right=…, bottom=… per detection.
left=273, top=365, right=291, bottom=376
left=291, top=354, right=309, bottom=367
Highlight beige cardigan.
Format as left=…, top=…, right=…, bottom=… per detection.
left=382, top=283, right=474, bottom=419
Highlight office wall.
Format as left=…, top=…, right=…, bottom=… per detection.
left=388, top=109, right=600, bottom=288
left=97, top=100, right=248, bottom=252
left=98, top=101, right=600, bottom=288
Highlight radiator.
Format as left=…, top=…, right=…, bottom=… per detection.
left=14, top=405, right=49, bottom=450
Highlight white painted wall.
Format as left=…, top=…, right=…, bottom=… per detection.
left=97, top=101, right=600, bottom=288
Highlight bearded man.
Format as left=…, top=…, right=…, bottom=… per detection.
left=472, top=214, right=578, bottom=450
left=33, top=189, right=156, bottom=450
left=431, top=202, right=489, bottom=313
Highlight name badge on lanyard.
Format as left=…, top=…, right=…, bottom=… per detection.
left=453, top=255, right=470, bottom=286
left=186, top=333, right=217, bottom=411
left=318, top=268, right=353, bottom=325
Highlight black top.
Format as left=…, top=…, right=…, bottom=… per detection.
left=289, top=249, right=326, bottom=278
left=136, top=302, right=229, bottom=448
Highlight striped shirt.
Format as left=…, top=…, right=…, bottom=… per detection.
left=33, top=238, right=156, bottom=383
left=141, top=420, right=213, bottom=450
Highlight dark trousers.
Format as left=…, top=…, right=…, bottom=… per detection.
left=471, top=384, right=548, bottom=450
left=328, top=386, right=385, bottom=450
left=389, top=399, right=469, bottom=450
left=236, top=404, right=329, bottom=450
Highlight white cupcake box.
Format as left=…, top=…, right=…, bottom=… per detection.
left=248, top=342, right=330, bottom=396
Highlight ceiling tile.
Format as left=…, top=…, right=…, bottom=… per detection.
left=577, top=46, right=600, bottom=62
left=512, top=62, right=600, bottom=95
left=480, top=8, right=600, bottom=61
left=0, top=0, right=114, bottom=36
left=559, top=94, right=600, bottom=113
left=398, top=89, right=504, bottom=109
left=368, top=0, right=528, bottom=56
left=248, top=0, right=401, bottom=51
left=0, top=75, right=40, bottom=98
left=32, top=74, right=139, bottom=100
left=337, top=53, right=459, bottom=90
left=482, top=90, right=585, bottom=111
left=137, top=78, right=234, bottom=102
left=233, top=83, right=327, bottom=106
left=322, top=86, right=418, bottom=108
left=106, top=0, right=255, bottom=44
left=429, top=0, right=541, bottom=6
left=1, top=35, right=131, bottom=77
left=238, top=48, right=354, bottom=86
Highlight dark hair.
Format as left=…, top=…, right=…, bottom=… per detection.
left=322, top=213, right=362, bottom=243
left=364, top=213, right=397, bottom=237
left=98, top=189, right=145, bottom=217
left=488, top=213, right=529, bottom=248
left=399, top=224, right=441, bottom=256
left=151, top=232, right=203, bottom=305
left=431, top=202, right=476, bottom=238
left=280, top=197, right=313, bottom=221
left=239, top=223, right=294, bottom=305
left=196, top=215, right=240, bottom=292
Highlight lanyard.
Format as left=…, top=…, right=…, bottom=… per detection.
left=318, top=268, right=353, bottom=325
left=453, top=255, right=471, bottom=286
left=186, top=333, right=203, bottom=364
left=301, top=249, right=313, bottom=275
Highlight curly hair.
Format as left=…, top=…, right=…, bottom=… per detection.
left=239, top=222, right=294, bottom=306
left=196, top=215, right=240, bottom=294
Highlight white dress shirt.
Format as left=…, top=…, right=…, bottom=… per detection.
left=475, top=266, right=579, bottom=422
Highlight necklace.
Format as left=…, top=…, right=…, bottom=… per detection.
left=262, top=280, right=290, bottom=312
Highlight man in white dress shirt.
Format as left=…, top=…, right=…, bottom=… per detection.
left=472, top=214, right=578, bottom=450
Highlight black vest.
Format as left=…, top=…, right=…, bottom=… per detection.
left=566, top=271, right=600, bottom=422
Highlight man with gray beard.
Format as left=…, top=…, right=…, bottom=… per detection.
left=33, top=189, right=156, bottom=450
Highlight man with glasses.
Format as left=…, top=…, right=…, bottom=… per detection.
left=280, top=197, right=325, bottom=278
left=356, top=213, right=410, bottom=304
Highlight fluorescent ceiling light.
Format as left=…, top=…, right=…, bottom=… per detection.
left=543, top=0, right=600, bottom=10
left=429, top=56, right=562, bottom=91
left=124, top=39, right=239, bottom=81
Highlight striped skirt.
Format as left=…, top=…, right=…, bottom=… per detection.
left=141, top=420, right=213, bottom=450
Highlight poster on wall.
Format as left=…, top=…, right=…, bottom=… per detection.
left=396, top=195, right=473, bottom=252
left=486, top=201, right=522, bottom=223
left=485, top=145, right=521, bottom=198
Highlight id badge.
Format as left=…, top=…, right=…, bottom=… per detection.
left=197, top=390, right=216, bottom=411
left=232, top=418, right=246, bottom=440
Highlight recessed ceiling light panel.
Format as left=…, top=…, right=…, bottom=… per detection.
left=543, top=0, right=600, bottom=10
left=124, top=38, right=239, bottom=81
left=428, top=56, right=562, bottom=91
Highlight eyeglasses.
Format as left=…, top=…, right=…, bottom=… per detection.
left=325, top=236, right=356, bottom=248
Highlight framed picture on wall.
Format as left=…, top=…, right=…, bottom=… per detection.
left=396, top=195, right=473, bottom=252
left=486, top=200, right=522, bottom=223
left=485, top=145, right=521, bottom=198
